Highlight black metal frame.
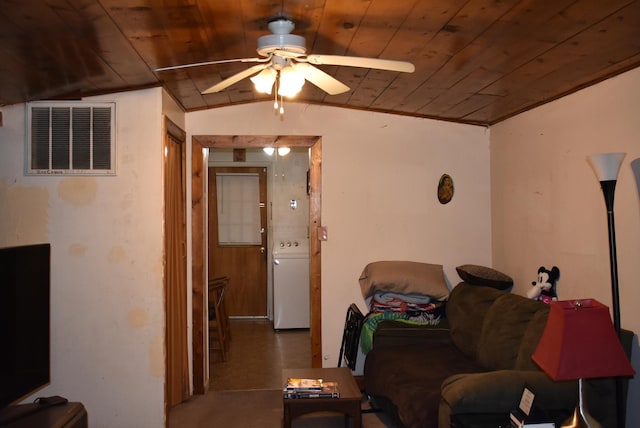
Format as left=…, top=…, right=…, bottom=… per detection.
left=338, top=303, right=365, bottom=370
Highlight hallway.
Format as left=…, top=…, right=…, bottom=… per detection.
left=208, top=319, right=312, bottom=391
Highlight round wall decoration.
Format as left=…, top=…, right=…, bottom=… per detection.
left=437, top=174, right=454, bottom=204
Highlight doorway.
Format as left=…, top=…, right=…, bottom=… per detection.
left=207, top=166, right=268, bottom=317
left=190, top=135, right=322, bottom=394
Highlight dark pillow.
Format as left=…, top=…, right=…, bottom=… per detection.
left=455, top=264, right=513, bottom=290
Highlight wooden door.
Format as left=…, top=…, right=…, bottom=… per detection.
left=207, top=167, right=268, bottom=317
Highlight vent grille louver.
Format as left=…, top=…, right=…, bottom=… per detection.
left=27, top=102, right=116, bottom=175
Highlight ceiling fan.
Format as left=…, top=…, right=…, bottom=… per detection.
left=155, top=18, right=415, bottom=97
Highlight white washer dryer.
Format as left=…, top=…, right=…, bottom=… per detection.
left=272, top=239, right=309, bottom=329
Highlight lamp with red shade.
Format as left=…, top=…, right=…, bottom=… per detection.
left=532, top=299, right=635, bottom=427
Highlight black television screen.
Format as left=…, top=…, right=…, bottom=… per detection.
left=0, top=243, right=51, bottom=409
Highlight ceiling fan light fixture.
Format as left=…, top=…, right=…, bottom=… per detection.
left=278, top=65, right=305, bottom=97
left=277, top=147, right=291, bottom=156
left=250, top=67, right=277, bottom=94
left=263, top=147, right=275, bottom=156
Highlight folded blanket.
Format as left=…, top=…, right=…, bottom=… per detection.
left=371, top=291, right=434, bottom=312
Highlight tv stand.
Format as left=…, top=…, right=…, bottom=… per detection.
left=0, top=402, right=87, bottom=427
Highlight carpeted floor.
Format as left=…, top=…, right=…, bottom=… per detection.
left=168, top=388, right=393, bottom=428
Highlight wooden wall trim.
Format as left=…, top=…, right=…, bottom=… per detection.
left=192, top=135, right=318, bottom=148
left=309, top=140, right=322, bottom=368
left=191, top=139, right=207, bottom=394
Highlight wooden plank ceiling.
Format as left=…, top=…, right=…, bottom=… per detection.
left=0, top=0, right=639, bottom=125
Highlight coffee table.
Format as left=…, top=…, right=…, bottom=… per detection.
left=282, top=367, right=362, bottom=428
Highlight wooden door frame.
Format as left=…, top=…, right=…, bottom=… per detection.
left=191, top=135, right=322, bottom=394
left=162, top=116, right=187, bottom=422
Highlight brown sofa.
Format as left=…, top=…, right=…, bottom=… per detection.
left=363, top=281, right=632, bottom=428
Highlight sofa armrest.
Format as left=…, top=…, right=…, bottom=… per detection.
left=439, top=370, right=576, bottom=427
left=372, top=319, right=451, bottom=349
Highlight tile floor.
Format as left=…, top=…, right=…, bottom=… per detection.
left=208, top=318, right=312, bottom=391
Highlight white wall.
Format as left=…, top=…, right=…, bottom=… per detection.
left=187, top=104, right=491, bottom=366
left=162, top=90, right=186, bottom=131
left=268, top=148, right=310, bottom=244
left=491, top=67, right=640, bottom=426
left=0, top=88, right=167, bottom=428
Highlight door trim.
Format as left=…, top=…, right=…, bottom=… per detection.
left=190, top=135, right=322, bottom=394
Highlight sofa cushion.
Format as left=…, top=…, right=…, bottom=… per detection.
left=440, top=370, right=576, bottom=423
left=447, top=282, right=506, bottom=359
left=515, top=307, right=550, bottom=370
left=364, top=342, right=485, bottom=428
left=476, top=293, right=547, bottom=370
left=456, top=264, right=513, bottom=290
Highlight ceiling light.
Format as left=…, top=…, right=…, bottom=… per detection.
left=277, top=65, right=305, bottom=97
left=250, top=63, right=304, bottom=98
left=263, top=147, right=275, bottom=155
left=250, top=68, right=277, bottom=94
left=277, top=147, right=291, bottom=156
left=250, top=60, right=305, bottom=116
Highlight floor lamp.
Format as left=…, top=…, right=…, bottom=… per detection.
left=587, top=152, right=626, bottom=427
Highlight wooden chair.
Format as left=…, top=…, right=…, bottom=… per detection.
left=208, top=277, right=231, bottom=361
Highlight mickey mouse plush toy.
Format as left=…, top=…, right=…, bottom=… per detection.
left=527, top=266, right=560, bottom=304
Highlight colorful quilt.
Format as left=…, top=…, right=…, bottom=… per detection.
left=360, top=292, right=446, bottom=354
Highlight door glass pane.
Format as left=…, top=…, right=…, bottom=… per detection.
left=216, top=173, right=261, bottom=245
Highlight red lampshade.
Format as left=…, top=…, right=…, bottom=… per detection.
left=532, top=299, right=635, bottom=381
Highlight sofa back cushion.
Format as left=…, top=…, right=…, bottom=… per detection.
left=514, top=307, right=550, bottom=370
left=447, top=282, right=506, bottom=359
left=476, top=292, right=547, bottom=370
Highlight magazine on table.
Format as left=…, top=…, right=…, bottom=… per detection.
left=284, top=378, right=324, bottom=391
left=283, top=379, right=339, bottom=398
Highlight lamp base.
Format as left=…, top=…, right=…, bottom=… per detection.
left=562, top=407, right=601, bottom=428
left=561, top=379, right=601, bottom=428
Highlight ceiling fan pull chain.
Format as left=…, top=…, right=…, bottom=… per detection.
left=273, top=77, right=279, bottom=111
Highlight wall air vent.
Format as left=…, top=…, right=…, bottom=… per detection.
left=26, top=101, right=116, bottom=175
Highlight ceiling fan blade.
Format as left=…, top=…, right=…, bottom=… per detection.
left=305, top=54, right=415, bottom=73
left=295, top=63, right=350, bottom=95
left=202, top=63, right=270, bottom=94
left=154, top=57, right=267, bottom=72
